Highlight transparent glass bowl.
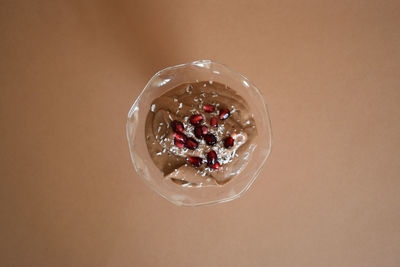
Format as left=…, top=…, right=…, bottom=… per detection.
left=126, top=60, right=272, bottom=206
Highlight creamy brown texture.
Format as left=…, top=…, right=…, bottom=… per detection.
left=145, top=81, right=257, bottom=187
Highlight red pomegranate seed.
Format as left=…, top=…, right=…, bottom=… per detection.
left=219, top=109, right=230, bottom=120
left=174, top=132, right=187, bottom=142
left=194, top=126, right=202, bottom=138
left=204, top=134, right=217, bottom=146
left=189, top=114, right=204, bottom=126
left=171, top=120, right=184, bottom=133
left=174, top=139, right=184, bottom=148
left=201, top=125, right=208, bottom=135
left=210, top=117, right=218, bottom=128
left=188, top=156, right=203, bottom=167
left=185, top=137, right=199, bottom=150
left=203, top=104, right=215, bottom=113
left=194, top=125, right=208, bottom=138
left=224, top=136, right=234, bottom=148
left=207, top=150, right=218, bottom=165
left=209, top=161, right=221, bottom=170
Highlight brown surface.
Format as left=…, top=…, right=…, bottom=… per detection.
left=1, top=1, right=400, bottom=266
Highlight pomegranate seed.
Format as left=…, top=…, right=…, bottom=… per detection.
left=209, top=161, right=221, bottom=170
left=174, top=132, right=187, bottom=142
left=219, top=109, right=230, bottom=120
left=194, top=125, right=208, bottom=138
left=201, top=125, right=208, bottom=135
left=189, top=114, right=204, bottom=126
left=210, top=117, right=218, bottom=128
left=188, top=156, right=203, bottom=167
left=203, top=104, right=215, bottom=113
left=171, top=120, right=184, bottom=133
left=204, top=134, right=217, bottom=146
left=194, top=126, right=202, bottom=138
left=224, top=136, right=234, bottom=148
left=207, top=150, right=218, bottom=165
left=174, top=139, right=184, bottom=148
left=185, top=137, right=199, bottom=150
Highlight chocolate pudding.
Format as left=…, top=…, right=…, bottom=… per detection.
left=145, top=81, right=257, bottom=187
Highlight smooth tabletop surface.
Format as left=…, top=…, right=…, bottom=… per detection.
left=1, top=1, right=400, bottom=266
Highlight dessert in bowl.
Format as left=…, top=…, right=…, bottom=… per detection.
left=127, top=60, right=272, bottom=206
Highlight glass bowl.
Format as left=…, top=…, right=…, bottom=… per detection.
left=126, top=60, right=272, bottom=206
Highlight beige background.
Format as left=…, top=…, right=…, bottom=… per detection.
left=1, top=1, right=400, bottom=266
